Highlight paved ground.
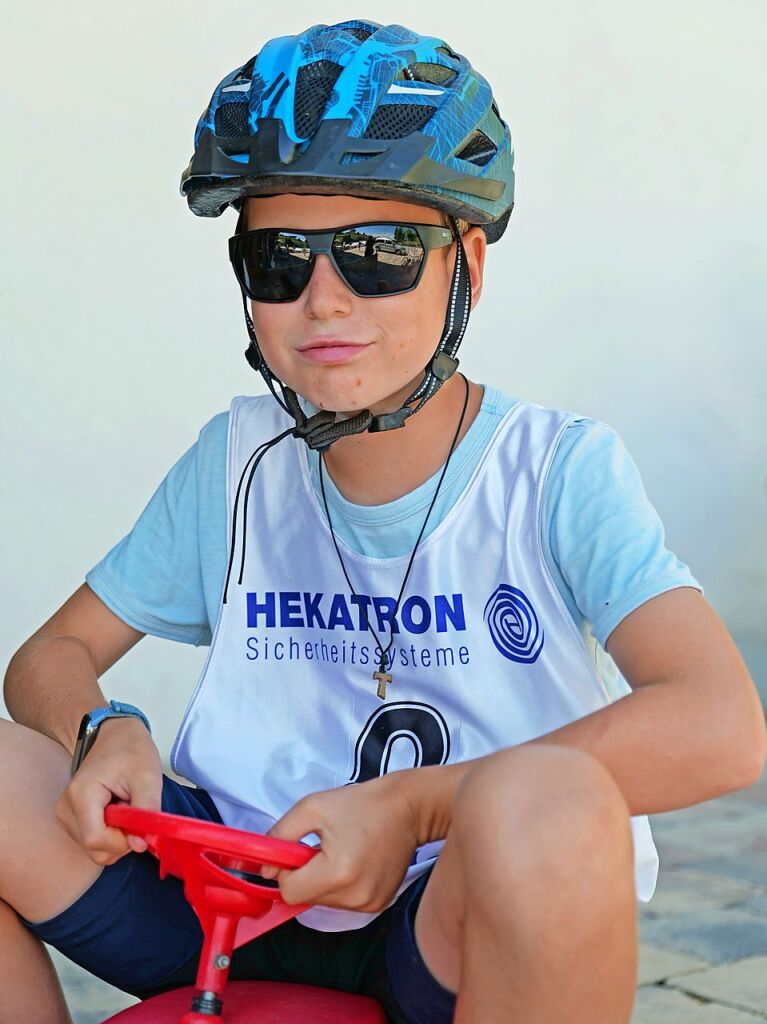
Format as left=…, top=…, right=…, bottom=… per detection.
left=50, top=768, right=767, bottom=1023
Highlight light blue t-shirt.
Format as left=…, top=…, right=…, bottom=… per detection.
left=86, top=385, right=701, bottom=654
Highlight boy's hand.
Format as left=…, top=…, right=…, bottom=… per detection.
left=263, top=774, right=420, bottom=912
left=55, top=718, right=163, bottom=866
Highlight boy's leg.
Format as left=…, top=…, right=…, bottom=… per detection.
left=0, top=720, right=104, bottom=921
left=413, top=743, right=638, bottom=1024
left=0, top=896, right=73, bottom=1024
left=0, top=717, right=216, bottom=1016
left=0, top=718, right=103, bottom=1024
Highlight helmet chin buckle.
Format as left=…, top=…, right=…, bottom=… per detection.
left=431, top=352, right=459, bottom=381
left=244, top=341, right=262, bottom=371
left=293, top=408, right=337, bottom=441
left=369, top=407, right=413, bottom=432
left=239, top=235, right=468, bottom=447
left=368, top=353, right=459, bottom=433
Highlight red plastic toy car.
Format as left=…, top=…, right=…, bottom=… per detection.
left=101, top=804, right=387, bottom=1023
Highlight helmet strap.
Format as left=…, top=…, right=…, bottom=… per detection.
left=238, top=216, right=472, bottom=450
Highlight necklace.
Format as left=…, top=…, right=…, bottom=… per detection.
left=318, top=373, right=471, bottom=699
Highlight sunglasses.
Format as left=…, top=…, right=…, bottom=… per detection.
left=228, top=221, right=456, bottom=303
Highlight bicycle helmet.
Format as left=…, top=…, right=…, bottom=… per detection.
left=180, top=19, right=515, bottom=449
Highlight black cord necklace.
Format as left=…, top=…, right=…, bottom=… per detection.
left=318, top=373, right=471, bottom=700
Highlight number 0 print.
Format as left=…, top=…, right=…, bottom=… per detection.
left=350, top=701, right=451, bottom=784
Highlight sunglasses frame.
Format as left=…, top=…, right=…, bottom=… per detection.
left=228, top=221, right=457, bottom=302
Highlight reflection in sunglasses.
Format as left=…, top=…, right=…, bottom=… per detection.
left=230, top=222, right=454, bottom=301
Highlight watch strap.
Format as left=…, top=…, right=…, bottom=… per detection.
left=104, top=700, right=151, bottom=733
left=70, top=700, right=151, bottom=778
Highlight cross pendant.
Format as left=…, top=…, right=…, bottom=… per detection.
left=373, top=670, right=392, bottom=700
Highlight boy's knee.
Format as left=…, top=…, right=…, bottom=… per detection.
left=0, top=718, right=70, bottom=800
left=452, top=743, right=633, bottom=878
left=0, top=718, right=74, bottom=864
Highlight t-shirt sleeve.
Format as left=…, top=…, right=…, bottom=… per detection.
left=541, top=417, right=703, bottom=647
left=85, top=425, right=214, bottom=646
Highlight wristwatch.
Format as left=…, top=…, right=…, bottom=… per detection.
left=71, top=700, right=152, bottom=778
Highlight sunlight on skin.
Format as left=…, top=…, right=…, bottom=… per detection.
left=243, top=194, right=486, bottom=419
left=240, top=194, right=488, bottom=505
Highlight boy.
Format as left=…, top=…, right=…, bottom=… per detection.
left=2, top=19, right=765, bottom=1024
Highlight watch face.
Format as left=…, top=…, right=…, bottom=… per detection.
left=71, top=705, right=149, bottom=778
left=81, top=727, right=101, bottom=761
left=71, top=710, right=107, bottom=776
left=75, top=712, right=90, bottom=744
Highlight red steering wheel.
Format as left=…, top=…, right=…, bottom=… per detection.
left=102, top=804, right=386, bottom=1024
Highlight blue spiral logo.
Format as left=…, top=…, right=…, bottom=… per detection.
left=483, top=584, right=544, bottom=663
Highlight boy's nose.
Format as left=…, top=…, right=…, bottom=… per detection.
left=302, top=254, right=354, bottom=318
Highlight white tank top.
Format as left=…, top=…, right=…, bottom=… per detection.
left=171, top=394, right=659, bottom=931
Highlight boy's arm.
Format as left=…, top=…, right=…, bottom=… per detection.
left=405, top=586, right=767, bottom=843
left=4, top=584, right=167, bottom=864
left=266, top=586, right=765, bottom=910
left=4, top=582, right=145, bottom=754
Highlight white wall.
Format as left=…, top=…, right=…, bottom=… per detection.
left=2, top=1, right=765, bottom=753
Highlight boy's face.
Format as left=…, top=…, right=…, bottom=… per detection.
left=242, top=194, right=486, bottom=416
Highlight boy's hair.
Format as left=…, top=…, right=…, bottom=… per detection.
left=441, top=214, right=471, bottom=236
left=238, top=200, right=470, bottom=238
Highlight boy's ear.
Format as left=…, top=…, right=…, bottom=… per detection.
left=462, top=227, right=487, bottom=310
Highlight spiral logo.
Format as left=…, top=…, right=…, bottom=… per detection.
left=483, top=584, right=544, bottom=664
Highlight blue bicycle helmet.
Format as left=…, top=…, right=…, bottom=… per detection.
left=180, top=19, right=514, bottom=241
left=180, top=20, right=515, bottom=450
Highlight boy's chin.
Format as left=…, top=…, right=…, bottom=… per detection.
left=301, top=386, right=411, bottom=418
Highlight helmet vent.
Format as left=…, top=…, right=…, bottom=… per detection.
left=215, top=101, right=250, bottom=138
left=402, top=62, right=457, bottom=87
left=455, top=130, right=497, bottom=167
left=294, top=60, right=344, bottom=139
left=436, top=45, right=460, bottom=62
left=344, top=26, right=373, bottom=41
left=340, top=152, right=379, bottom=165
left=363, top=103, right=436, bottom=139
left=238, top=56, right=257, bottom=81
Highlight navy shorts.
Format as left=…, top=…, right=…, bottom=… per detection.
left=19, top=775, right=456, bottom=1024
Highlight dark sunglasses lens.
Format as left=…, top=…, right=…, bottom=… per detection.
left=235, top=231, right=313, bottom=301
left=332, top=225, right=425, bottom=295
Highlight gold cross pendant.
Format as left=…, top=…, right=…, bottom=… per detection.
left=373, top=670, right=392, bottom=700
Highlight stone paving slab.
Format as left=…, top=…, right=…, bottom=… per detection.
left=650, top=823, right=767, bottom=860
left=49, top=947, right=138, bottom=1024
left=689, top=855, right=767, bottom=890
left=632, top=985, right=767, bottom=1022
left=733, top=893, right=767, bottom=919
left=639, top=868, right=766, bottom=918
left=651, top=805, right=759, bottom=831
left=648, top=840, right=712, bottom=870
left=650, top=789, right=767, bottom=829
left=649, top=808, right=767, bottom=848
left=718, top=788, right=767, bottom=813
left=637, top=943, right=712, bottom=985
left=640, top=909, right=767, bottom=964
left=667, top=955, right=767, bottom=1017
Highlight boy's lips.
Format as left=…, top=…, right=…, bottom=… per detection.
left=297, top=339, right=372, bottom=364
